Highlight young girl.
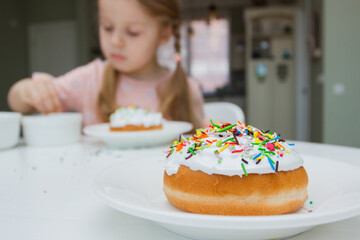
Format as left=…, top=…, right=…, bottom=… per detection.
left=7, top=0, right=205, bottom=129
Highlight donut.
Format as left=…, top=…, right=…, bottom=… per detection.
left=163, top=121, right=308, bottom=216
left=109, top=105, right=163, bottom=131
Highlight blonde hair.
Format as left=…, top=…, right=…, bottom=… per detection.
left=97, top=0, right=201, bottom=129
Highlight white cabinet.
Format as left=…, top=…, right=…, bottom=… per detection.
left=245, top=7, right=296, bottom=139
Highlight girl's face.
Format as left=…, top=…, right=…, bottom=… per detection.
left=98, top=0, right=170, bottom=74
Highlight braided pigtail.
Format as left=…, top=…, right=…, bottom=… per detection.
left=158, top=21, right=200, bottom=130
left=97, top=63, right=118, bottom=122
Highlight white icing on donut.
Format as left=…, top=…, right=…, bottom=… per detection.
left=164, top=122, right=304, bottom=177
left=110, top=106, right=162, bottom=128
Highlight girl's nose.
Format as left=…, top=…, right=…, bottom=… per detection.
left=111, top=32, right=125, bottom=48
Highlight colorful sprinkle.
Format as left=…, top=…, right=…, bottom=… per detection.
left=210, top=119, right=221, bottom=128
left=267, top=155, right=275, bottom=170
left=216, top=124, right=235, bottom=132
left=253, top=152, right=261, bottom=160
left=188, top=147, right=196, bottom=155
left=219, top=143, right=229, bottom=152
left=232, top=149, right=244, bottom=153
left=166, top=148, right=174, bottom=158
left=241, top=163, right=248, bottom=176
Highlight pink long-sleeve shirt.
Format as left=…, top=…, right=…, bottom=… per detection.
left=35, top=59, right=205, bottom=126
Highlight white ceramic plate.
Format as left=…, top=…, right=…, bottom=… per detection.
left=94, top=155, right=360, bottom=240
left=83, top=120, right=192, bottom=148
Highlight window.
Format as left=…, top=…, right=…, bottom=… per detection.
left=189, top=19, right=230, bottom=95
left=157, top=18, right=230, bottom=96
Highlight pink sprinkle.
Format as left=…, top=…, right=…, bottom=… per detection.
left=266, top=142, right=275, bottom=151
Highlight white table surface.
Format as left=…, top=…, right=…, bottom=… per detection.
left=0, top=137, right=359, bottom=240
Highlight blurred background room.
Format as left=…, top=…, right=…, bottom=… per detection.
left=1, top=0, right=359, bottom=147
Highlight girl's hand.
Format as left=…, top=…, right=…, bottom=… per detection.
left=19, top=77, right=63, bottom=114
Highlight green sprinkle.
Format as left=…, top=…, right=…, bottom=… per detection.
left=241, top=163, right=248, bottom=176
left=216, top=141, right=223, bottom=147
left=216, top=124, right=235, bottom=132
left=188, top=148, right=196, bottom=155
left=218, top=159, right=222, bottom=164
left=180, top=151, right=183, bottom=154
left=200, top=147, right=204, bottom=150
left=210, top=119, right=221, bottom=128
left=265, top=154, right=275, bottom=164
left=310, top=201, right=313, bottom=204
left=223, top=137, right=235, bottom=143
left=214, top=150, right=219, bottom=154
left=196, top=128, right=205, bottom=133
left=258, top=147, right=266, bottom=151
left=251, top=143, right=261, bottom=145
left=265, top=151, right=276, bottom=155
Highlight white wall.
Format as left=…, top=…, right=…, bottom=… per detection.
left=323, top=0, right=360, bottom=147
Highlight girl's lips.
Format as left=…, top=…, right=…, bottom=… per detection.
left=111, top=53, right=126, bottom=61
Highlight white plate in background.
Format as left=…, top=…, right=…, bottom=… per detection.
left=83, top=121, right=192, bottom=148
left=94, top=155, right=360, bottom=240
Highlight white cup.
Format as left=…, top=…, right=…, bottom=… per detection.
left=22, top=113, right=82, bottom=147
left=0, top=112, right=21, bottom=150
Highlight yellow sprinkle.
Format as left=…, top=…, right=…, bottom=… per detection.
left=219, top=143, right=229, bottom=152
left=257, top=156, right=264, bottom=160
left=254, top=138, right=261, bottom=143
left=265, top=134, right=273, bottom=139
left=173, top=141, right=178, bottom=145
left=254, top=131, right=259, bottom=138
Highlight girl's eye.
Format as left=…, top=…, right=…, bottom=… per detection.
left=127, top=30, right=140, bottom=37
left=101, top=25, right=114, bottom=33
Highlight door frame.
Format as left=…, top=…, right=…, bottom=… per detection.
left=295, top=0, right=311, bottom=141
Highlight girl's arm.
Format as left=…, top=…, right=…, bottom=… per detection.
left=7, top=77, right=63, bottom=114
